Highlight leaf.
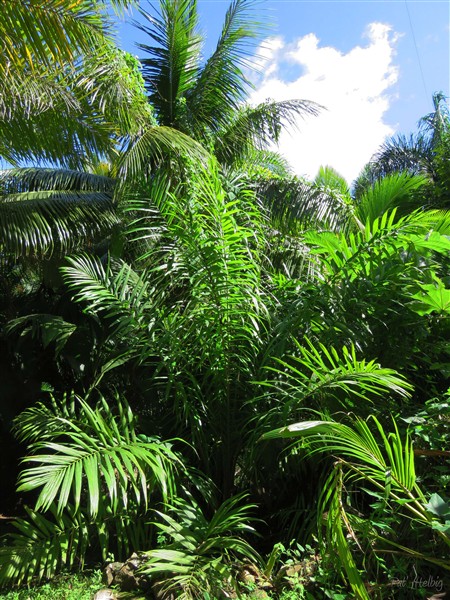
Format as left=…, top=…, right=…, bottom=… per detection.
left=411, top=282, right=450, bottom=315
left=261, top=420, right=338, bottom=441
left=0, top=168, right=118, bottom=258
left=0, top=505, right=89, bottom=587
left=16, top=395, right=179, bottom=518
left=425, top=494, right=450, bottom=518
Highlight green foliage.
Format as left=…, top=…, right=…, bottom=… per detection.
left=1, top=0, right=450, bottom=595
left=0, top=394, right=180, bottom=588
left=0, top=506, right=90, bottom=587
left=141, top=492, right=262, bottom=599
left=0, top=570, right=102, bottom=600
left=136, top=0, right=319, bottom=168
left=60, top=161, right=270, bottom=497
left=0, top=168, right=118, bottom=258
left=262, top=415, right=450, bottom=597
left=0, top=3, right=151, bottom=168
left=263, top=338, right=412, bottom=412
left=15, top=394, right=179, bottom=516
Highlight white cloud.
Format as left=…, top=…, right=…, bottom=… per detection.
left=249, top=23, right=400, bottom=183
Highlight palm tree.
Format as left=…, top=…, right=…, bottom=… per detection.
left=353, top=92, right=450, bottom=204
left=0, top=0, right=155, bottom=168
left=134, top=0, right=320, bottom=169
left=0, top=0, right=206, bottom=264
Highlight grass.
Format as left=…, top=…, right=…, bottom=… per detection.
left=0, top=571, right=104, bottom=600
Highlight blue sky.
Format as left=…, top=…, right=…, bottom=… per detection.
left=116, top=0, right=450, bottom=182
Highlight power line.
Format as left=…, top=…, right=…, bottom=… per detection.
left=404, top=0, right=429, bottom=105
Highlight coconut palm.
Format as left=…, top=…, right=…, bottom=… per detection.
left=133, top=0, right=320, bottom=170
left=0, top=0, right=156, bottom=167
left=0, top=0, right=210, bottom=265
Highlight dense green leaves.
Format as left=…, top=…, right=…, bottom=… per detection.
left=0, top=168, right=118, bottom=258
left=141, top=492, right=261, bottom=599
left=0, top=506, right=89, bottom=587
left=16, top=395, right=179, bottom=517
left=261, top=339, right=412, bottom=415
left=262, top=415, right=450, bottom=594
left=1, top=0, right=449, bottom=594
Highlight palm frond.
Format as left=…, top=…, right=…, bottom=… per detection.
left=61, top=254, right=152, bottom=339
left=0, top=0, right=111, bottom=73
left=418, top=91, right=450, bottom=148
left=115, top=125, right=209, bottom=181
left=262, top=417, right=416, bottom=491
left=76, top=45, right=156, bottom=136
left=215, top=99, right=322, bottom=165
left=238, top=149, right=293, bottom=178
left=262, top=416, right=450, bottom=588
left=0, top=168, right=115, bottom=194
left=16, top=395, right=179, bottom=517
left=0, top=19, right=150, bottom=165
left=141, top=492, right=261, bottom=599
left=0, top=168, right=118, bottom=258
left=5, top=314, right=77, bottom=355
left=355, top=172, right=429, bottom=225
left=256, top=175, right=352, bottom=235
left=137, top=0, right=201, bottom=127
left=364, top=133, right=435, bottom=182
left=0, top=505, right=89, bottom=587
left=188, top=0, right=265, bottom=137
left=13, top=392, right=79, bottom=445
left=263, top=338, right=412, bottom=414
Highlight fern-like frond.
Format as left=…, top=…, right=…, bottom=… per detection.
left=215, top=99, right=321, bottom=166
left=0, top=505, right=89, bottom=587
left=263, top=338, right=412, bottom=413
left=16, top=396, right=179, bottom=517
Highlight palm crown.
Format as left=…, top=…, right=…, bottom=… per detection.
left=136, top=0, right=320, bottom=166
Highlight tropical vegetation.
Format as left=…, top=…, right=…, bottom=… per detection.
left=0, top=0, right=449, bottom=598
